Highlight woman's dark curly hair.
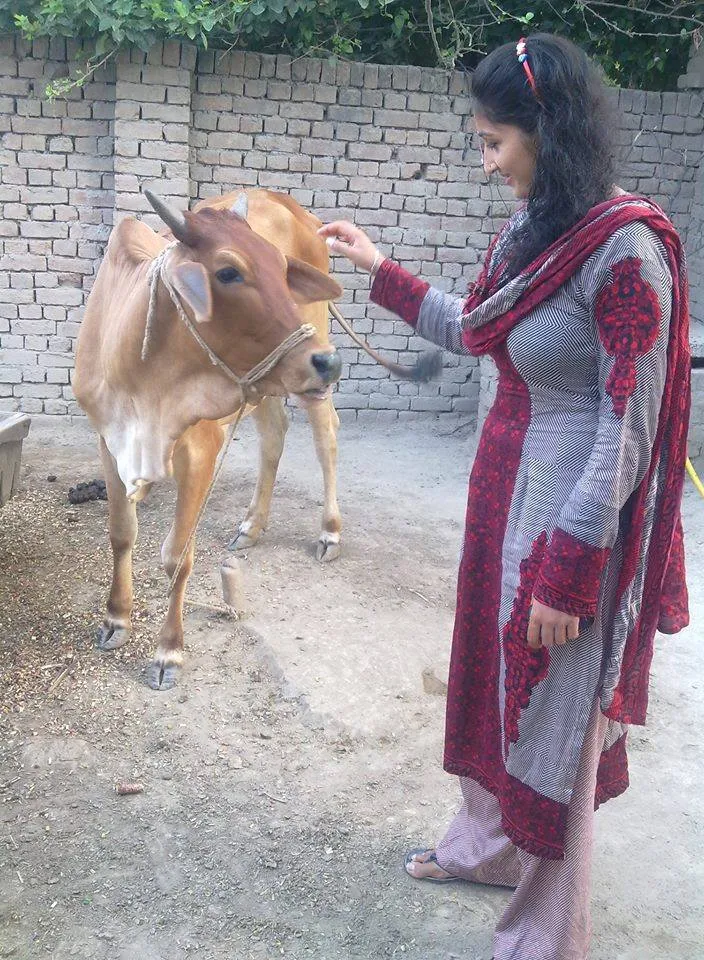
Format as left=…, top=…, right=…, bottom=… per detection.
left=471, top=33, right=615, bottom=278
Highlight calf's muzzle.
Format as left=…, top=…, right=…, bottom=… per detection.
left=311, top=351, right=342, bottom=384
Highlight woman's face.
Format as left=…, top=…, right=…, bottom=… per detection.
left=473, top=112, right=537, bottom=200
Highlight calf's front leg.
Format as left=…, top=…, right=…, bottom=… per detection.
left=148, top=421, right=224, bottom=690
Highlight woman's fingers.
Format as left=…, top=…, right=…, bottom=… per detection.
left=316, top=220, right=379, bottom=271
left=527, top=609, right=542, bottom=649
left=540, top=622, right=555, bottom=648
left=526, top=601, right=580, bottom=649
left=317, top=220, right=357, bottom=244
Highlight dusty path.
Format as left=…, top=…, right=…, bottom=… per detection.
left=1, top=415, right=702, bottom=960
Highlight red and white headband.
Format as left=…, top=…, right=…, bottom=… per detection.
left=516, top=37, right=539, bottom=97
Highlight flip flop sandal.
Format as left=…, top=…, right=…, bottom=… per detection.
left=404, top=847, right=463, bottom=884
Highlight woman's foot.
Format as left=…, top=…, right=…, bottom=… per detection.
left=404, top=848, right=460, bottom=883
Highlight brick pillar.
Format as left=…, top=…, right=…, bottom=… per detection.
left=113, top=41, right=195, bottom=227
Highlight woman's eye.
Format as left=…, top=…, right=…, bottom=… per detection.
left=215, top=266, right=243, bottom=284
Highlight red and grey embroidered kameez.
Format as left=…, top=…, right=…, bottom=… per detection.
left=370, top=195, right=690, bottom=959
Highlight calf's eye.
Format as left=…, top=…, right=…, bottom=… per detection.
left=216, top=266, right=243, bottom=284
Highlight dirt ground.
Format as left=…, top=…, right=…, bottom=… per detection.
left=1, top=413, right=703, bottom=960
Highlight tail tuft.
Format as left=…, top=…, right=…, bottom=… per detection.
left=409, top=350, right=444, bottom=383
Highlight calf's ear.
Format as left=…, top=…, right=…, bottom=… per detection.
left=286, top=256, right=343, bottom=306
left=169, top=260, right=212, bottom=324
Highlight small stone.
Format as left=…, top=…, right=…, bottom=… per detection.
left=421, top=667, right=448, bottom=696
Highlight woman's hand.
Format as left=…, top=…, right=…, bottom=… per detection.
left=317, top=220, right=382, bottom=273
left=527, top=599, right=580, bottom=649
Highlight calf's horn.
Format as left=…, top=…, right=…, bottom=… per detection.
left=230, top=193, right=249, bottom=220
left=144, top=189, right=189, bottom=241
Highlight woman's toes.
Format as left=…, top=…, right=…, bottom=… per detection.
left=406, top=855, right=453, bottom=880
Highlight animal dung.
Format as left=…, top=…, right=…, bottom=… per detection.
left=68, top=478, right=108, bottom=504
left=115, top=781, right=144, bottom=796
left=220, top=557, right=246, bottom=614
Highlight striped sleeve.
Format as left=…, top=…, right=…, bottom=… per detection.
left=369, top=260, right=469, bottom=355
left=533, top=223, right=673, bottom=617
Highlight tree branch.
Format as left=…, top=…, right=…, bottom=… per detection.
left=584, top=0, right=703, bottom=26
left=425, top=0, right=447, bottom=66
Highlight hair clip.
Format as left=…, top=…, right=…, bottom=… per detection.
left=516, top=37, right=539, bottom=97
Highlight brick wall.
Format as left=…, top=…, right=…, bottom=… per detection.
left=0, top=37, right=115, bottom=415
left=0, top=35, right=702, bottom=427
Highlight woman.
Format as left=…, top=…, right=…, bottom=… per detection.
left=319, top=33, right=691, bottom=960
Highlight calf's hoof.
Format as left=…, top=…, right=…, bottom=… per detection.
left=96, top=622, right=131, bottom=651
left=316, top=532, right=341, bottom=563
left=146, top=647, right=183, bottom=691
left=228, top=522, right=261, bottom=552
left=146, top=660, right=181, bottom=691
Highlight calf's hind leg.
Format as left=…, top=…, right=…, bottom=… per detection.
left=229, top=396, right=288, bottom=551
left=96, top=436, right=139, bottom=651
left=148, top=420, right=225, bottom=691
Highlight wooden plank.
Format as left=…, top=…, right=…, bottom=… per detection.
left=0, top=413, right=31, bottom=445
left=0, top=414, right=31, bottom=507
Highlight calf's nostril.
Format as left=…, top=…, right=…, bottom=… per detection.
left=311, top=352, right=342, bottom=383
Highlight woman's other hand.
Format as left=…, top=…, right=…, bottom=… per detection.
left=527, top=599, right=580, bottom=649
left=317, top=220, right=382, bottom=273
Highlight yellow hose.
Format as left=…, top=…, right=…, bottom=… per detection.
left=686, top=457, right=704, bottom=499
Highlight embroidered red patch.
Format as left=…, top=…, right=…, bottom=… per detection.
left=595, top=257, right=661, bottom=416
left=502, top=532, right=551, bottom=751
left=533, top=527, right=610, bottom=618
left=370, top=258, right=429, bottom=327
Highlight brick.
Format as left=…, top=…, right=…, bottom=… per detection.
left=28, top=170, right=52, bottom=187
left=267, top=80, right=292, bottom=100
left=258, top=54, right=277, bottom=78
left=253, top=134, right=298, bottom=152
left=348, top=142, right=393, bottom=161
left=662, top=116, right=686, bottom=134
left=16, top=151, right=66, bottom=170
left=256, top=171, right=303, bottom=189
left=327, top=105, right=373, bottom=124
left=35, top=287, right=83, bottom=306
left=314, top=84, right=337, bottom=104
left=0, top=348, right=38, bottom=366
left=300, top=139, right=346, bottom=157
left=289, top=155, right=312, bottom=173
left=140, top=141, right=189, bottom=161
left=374, top=109, right=418, bottom=129
left=279, top=102, right=325, bottom=121
left=141, top=103, right=190, bottom=124
left=114, top=156, right=163, bottom=177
